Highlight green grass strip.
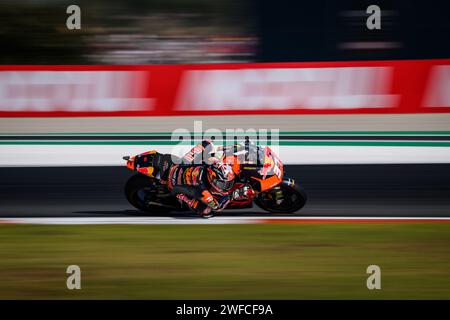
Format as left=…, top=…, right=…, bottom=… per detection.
left=0, top=223, right=449, bottom=299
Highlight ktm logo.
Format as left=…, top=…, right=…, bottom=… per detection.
left=184, top=167, right=194, bottom=184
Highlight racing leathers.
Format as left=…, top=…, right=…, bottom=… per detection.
left=154, top=140, right=250, bottom=217
left=169, top=165, right=231, bottom=216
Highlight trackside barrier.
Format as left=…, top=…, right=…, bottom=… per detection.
left=0, top=59, right=449, bottom=117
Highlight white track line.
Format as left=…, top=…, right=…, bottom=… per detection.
left=1, top=216, right=450, bottom=225
left=2, top=145, right=450, bottom=166
left=0, top=217, right=255, bottom=225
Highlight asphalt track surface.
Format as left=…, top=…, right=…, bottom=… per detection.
left=1, top=164, right=450, bottom=218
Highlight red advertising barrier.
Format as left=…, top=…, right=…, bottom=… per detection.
left=0, top=59, right=449, bottom=117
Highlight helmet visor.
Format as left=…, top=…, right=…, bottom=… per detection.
left=214, top=178, right=234, bottom=192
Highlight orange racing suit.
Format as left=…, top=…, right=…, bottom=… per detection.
left=155, top=140, right=233, bottom=216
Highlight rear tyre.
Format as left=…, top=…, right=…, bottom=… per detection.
left=124, top=174, right=172, bottom=213
left=254, top=183, right=307, bottom=214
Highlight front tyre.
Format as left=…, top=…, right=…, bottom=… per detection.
left=254, top=183, right=307, bottom=214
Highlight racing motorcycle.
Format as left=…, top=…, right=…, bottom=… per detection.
left=123, top=142, right=307, bottom=214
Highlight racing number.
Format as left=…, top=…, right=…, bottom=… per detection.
left=272, top=156, right=283, bottom=179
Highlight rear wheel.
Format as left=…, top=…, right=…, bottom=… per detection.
left=254, top=183, right=307, bottom=214
left=125, top=174, right=177, bottom=213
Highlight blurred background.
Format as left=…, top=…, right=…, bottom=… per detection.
left=1, top=0, right=449, bottom=65
left=0, top=0, right=450, bottom=300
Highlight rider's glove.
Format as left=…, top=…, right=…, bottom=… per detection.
left=177, top=193, right=213, bottom=218
left=232, top=186, right=255, bottom=201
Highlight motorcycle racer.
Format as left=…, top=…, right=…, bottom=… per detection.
left=152, top=140, right=254, bottom=217
left=124, top=138, right=306, bottom=215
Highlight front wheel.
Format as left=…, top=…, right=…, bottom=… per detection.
left=254, top=183, right=307, bottom=214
